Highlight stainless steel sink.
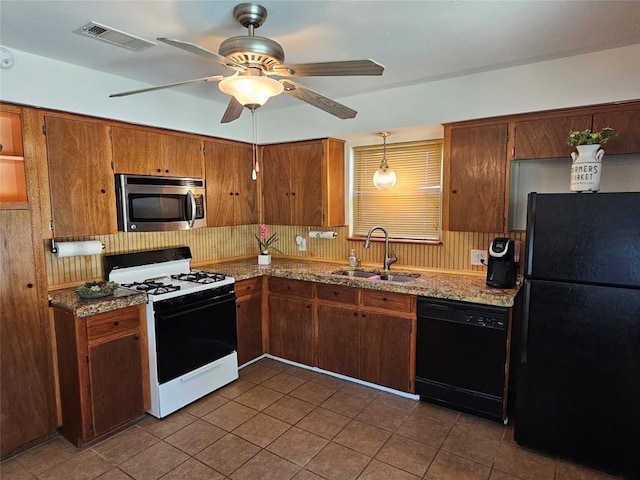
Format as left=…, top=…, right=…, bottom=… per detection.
left=331, top=270, right=419, bottom=282
left=377, top=273, right=420, bottom=282
left=331, top=270, right=378, bottom=278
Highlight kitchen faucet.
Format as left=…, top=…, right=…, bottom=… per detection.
left=364, top=226, right=397, bottom=271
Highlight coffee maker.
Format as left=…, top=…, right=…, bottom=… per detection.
left=486, top=238, right=520, bottom=288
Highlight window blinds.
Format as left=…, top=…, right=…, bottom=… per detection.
left=353, top=139, right=442, bottom=240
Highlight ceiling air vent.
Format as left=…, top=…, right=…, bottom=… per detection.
left=73, top=21, right=156, bottom=52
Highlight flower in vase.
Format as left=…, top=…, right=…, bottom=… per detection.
left=255, top=224, right=283, bottom=255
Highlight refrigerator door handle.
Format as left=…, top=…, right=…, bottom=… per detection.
left=521, top=280, right=531, bottom=363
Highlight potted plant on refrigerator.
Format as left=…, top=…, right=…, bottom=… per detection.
left=566, top=127, right=617, bottom=192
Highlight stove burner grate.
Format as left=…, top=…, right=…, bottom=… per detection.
left=121, top=280, right=181, bottom=295
left=171, top=271, right=227, bottom=284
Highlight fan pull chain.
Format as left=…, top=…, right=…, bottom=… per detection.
left=251, top=108, right=258, bottom=181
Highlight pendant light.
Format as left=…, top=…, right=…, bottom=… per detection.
left=373, top=131, right=396, bottom=190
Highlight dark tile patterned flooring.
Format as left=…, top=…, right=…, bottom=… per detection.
left=1, top=358, right=623, bottom=480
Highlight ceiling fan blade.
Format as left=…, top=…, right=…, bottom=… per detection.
left=272, top=59, right=384, bottom=77
left=109, top=75, right=223, bottom=98
left=280, top=80, right=357, bottom=119
left=221, top=97, right=244, bottom=123
left=157, top=37, right=244, bottom=71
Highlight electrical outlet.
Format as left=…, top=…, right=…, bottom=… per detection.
left=471, top=249, right=488, bottom=266
left=295, top=235, right=307, bottom=252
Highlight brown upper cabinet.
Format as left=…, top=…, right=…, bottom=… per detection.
left=513, top=114, right=592, bottom=160
left=111, top=126, right=205, bottom=179
left=444, top=100, right=640, bottom=233
left=513, top=102, right=640, bottom=159
left=444, top=122, right=508, bottom=233
left=591, top=104, right=640, bottom=155
left=45, top=115, right=117, bottom=237
left=261, top=138, right=345, bottom=226
left=204, top=139, right=257, bottom=226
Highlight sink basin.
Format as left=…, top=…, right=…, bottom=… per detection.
left=331, top=270, right=378, bottom=278
left=377, top=273, right=420, bottom=282
left=331, top=270, right=419, bottom=282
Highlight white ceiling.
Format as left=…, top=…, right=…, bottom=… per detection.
left=1, top=0, right=640, bottom=114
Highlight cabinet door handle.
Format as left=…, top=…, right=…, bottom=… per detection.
left=291, top=192, right=296, bottom=196
left=230, top=192, right=234, bottom=196
left=113, top=321, right=119, bottom=326
left=26, top=283, right=33, bottom=288
left=156, top=168, right=161, bottom=173
left=165, top=169, right=169, bottom=173
left=100, top=189, right=106, bottom=194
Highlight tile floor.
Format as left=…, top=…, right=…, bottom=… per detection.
left=1, top=358, right=625, bottom=480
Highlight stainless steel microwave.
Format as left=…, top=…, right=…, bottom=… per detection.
left=115, top=174, right=206, bottom=232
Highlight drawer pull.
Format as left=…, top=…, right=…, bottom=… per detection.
left=334, top=291, right=339, bottom=296
left=113, top=321, right=119, bottom=326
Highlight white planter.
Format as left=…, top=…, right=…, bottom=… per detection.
left=570, top=144, right=604, bottom=192
left=258, top=254, right=271, bottom=266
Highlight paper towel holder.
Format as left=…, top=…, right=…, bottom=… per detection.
left=50, top=238, right=105, bottom=254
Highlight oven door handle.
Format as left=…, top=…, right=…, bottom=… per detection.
left=180, top=361, right=224, bottom=383
left=186, top=190, right=196, bottom=228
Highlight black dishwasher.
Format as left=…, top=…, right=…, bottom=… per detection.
left=415, top=297, right=509, bottom=423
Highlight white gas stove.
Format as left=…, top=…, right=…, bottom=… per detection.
left=104, top=247, right=238, bottom=418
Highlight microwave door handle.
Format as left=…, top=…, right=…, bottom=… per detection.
left=186, top=190, right=196, bottom=228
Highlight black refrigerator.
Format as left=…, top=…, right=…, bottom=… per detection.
left=515, top=192, right=640, bottom=479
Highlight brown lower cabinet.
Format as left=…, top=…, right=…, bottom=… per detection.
left=267, top=278, right=315, bottom=366
left=52, top=304, right=149, bottom=446
left=317, top=284, right=416, bottom=393
left=359, top=310, right=413, bottom=392
left=267, top=279, right=416, bottom=393
left=235, top=278, right=264, bottom=365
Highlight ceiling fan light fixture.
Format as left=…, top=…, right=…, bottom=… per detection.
left=218, top=70, right=283, bottom=108
left=373, top=132, right=396, bottom=190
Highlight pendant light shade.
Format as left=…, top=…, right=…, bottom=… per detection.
left=373, top=131, right=396, bottom=190
left=219, top=68, right=284, bottom=108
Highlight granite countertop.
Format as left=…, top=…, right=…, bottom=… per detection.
left=198, top=258, right=521, bottom=308
left=48, top=287, right=147, bottom=317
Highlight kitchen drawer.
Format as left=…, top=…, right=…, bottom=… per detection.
left=268, top=277, right=313, bottom=299
left=316, top=284, right=359, bottom=305
left=362, top=289, right=415, bottom=314
left=235, top=277, right=262, bottom=298
left=86, top=306, right=141, bottom=343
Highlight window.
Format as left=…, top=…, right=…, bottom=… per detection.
left=352, top=139, right=442, bottom=241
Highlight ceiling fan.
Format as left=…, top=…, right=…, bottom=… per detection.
left=110, top=3, right=384, bottom=123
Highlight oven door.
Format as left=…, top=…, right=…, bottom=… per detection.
left=153, top=288, right=237, bottom=384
